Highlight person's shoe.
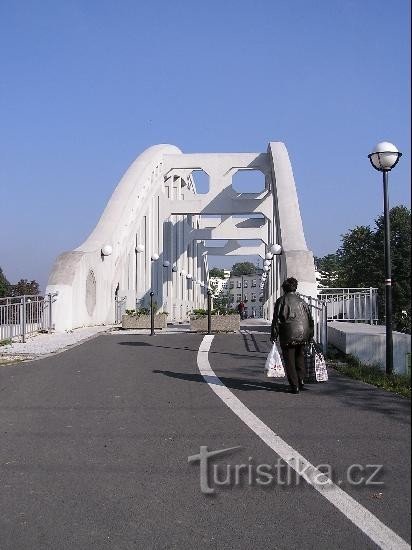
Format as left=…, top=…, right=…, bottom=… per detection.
left=290, top=386, right=300, bottom=394
left=299, top=380, right=306, bottom=391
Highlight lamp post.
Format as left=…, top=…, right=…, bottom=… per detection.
left=368, top=141, right=402, bottom=375
left=207, top=289, right=212, bottom=335
left=149, top=291, right=155, bottom=336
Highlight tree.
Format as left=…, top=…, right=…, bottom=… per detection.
left=374, top=206, right=411, bottom=333
left=336, top=226, right=380, bottom=288
left=315, top=254, right=341, bottom=287
left=231, top=262, right=256, bottom=276
left=316, top=205, right=411, bottom=333
left=0, top=267, right=10, bottom=297
left=209, top=267, right=225, bottom=279
left=9, top=279, right=40, bottom=297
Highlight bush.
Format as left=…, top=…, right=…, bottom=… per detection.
left=191, top=308, right=239, bottom=319
left=125, top=307, right=151, bottom=316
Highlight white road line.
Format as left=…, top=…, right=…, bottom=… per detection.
left=197, top=335, right=410, bottom=550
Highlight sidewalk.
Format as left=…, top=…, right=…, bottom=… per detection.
left=0, top=325, right=112, bottom=362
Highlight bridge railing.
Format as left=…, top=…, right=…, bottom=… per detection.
left=298, top=287, right=379, bottom=356
left=299, top=294, right=328, bottom=355
left=0, top=293, right=57, bottom=343
left=115, top=296, right=127, bottom=325
left=317, top=287, right=378, bottom=324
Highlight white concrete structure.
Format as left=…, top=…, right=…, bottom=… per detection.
left=46, top=142, right=317, bottom=331
left=328, top=322, right=411, bottom=375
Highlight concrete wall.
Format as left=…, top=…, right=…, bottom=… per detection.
left=328, top=322, right=411, bottom=375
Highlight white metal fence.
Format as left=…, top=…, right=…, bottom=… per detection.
left=115, top=296, right=127, bottom=324
left=318, top=287, right=378, bottom=324
left=299, top=294, right=328, bottom=355
left=0, top=294, right=57, bottom=343
left=299, top=287, right=379, bottom=355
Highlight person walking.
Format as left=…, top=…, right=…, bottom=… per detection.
left=271, top=277, right=314, bottom=394
left=237, top=301, right=245, bottom=320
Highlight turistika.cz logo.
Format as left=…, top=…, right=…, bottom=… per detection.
left=188, top=446, right=384, bottom=495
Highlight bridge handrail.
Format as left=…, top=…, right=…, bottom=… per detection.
left=0, top=293, right=58, bottom=342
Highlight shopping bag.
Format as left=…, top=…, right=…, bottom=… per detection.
left=265, top=342, right=285, bottom=378
left=304, top=342, right=328, bottom=383
left=314, top=346, right=328, bottom=382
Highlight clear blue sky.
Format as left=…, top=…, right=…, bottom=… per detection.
left=0, top=0, right=410, bottom=291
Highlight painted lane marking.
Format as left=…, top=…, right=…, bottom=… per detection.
left=197, top=335, right=410, bottom=550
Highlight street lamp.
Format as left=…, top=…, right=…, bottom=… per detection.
left=270, top=244, right=282, bottom=255
left=368, top=141, right=402, bottom=375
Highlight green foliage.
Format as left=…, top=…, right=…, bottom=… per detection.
left=191, top=308, right=238, bottom=318
left=209, top=267, right=225, bottom=278
left=337, top=226, right=380, bottom=287
left=125, top=307, right=151, bottom=316
left=0, top=338, right=12, bottom=346
left=231, top=261, right=256, bottom=276
left=317, top=205, right=411, bottom=333
left=374, top=206, right=411, bottom=333
left=213, top=291, right=231, bottom=311
left=0, top=267, right=10, bottom=297
left=192, top=308, right=208, bottom=317
left=8, top=279, right=40, bottom=297
left=315, top=254, right=341, bottom=287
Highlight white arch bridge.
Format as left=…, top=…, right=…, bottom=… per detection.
left=46, top=142, right=317, bottom=332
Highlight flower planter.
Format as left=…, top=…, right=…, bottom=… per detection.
left=190, top=315, right=240, bottom=332
left=122, top=313, right=168, bottom=330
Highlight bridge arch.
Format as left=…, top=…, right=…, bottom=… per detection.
left=46, top=142, right=316, bottom=331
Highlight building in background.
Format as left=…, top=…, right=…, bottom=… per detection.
left=211, top=269, right=265, bottom=318
left=228, top=271, right=264, bottom=318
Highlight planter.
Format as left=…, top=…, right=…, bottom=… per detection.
left=122, top=313, right=168, bottom=330
left=190, top=315, right=240, bottom=333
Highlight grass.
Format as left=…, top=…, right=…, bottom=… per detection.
left=327, top=347, right=411, bottom=399
left=0, top=338, right=12, bottom=346
left=0, top=356, right=24, bottom=366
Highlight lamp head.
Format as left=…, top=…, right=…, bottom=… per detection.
left=368, top=141, right=402, bottom=172
left=270, top=244, right=282, bottom=255
left=101, top=244, right=113, bottom=256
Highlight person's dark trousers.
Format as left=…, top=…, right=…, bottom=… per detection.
left=280, top=344, right=306, bottom=388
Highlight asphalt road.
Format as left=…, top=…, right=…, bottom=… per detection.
left=0, top=330, right=410, bottom=549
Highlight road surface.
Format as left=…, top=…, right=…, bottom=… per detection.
left=0, top=328, right=410, bottom=549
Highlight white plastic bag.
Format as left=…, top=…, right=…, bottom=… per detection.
left=265, top=342, right=285, bottom=378
left=314, top=348, right=328, bottom=382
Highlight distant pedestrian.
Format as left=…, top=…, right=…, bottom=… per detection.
left=271, top=277, right=314, bottom=394
left=237, top=301, right=245, bottom=320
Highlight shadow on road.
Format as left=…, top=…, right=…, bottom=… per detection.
left=117, top=340, right=410, bottom=424
left=153, top=369, right=290, bottom=393
left=117, top=341, right=266, bottom=360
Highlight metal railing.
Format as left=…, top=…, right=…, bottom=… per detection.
left=299, top=294, right=328, bottom=355
left=0, top=293, right=57, bottom=343
left=115, top=296, right=127, bottom=324
left=317, top=287, right=378, bottom=324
